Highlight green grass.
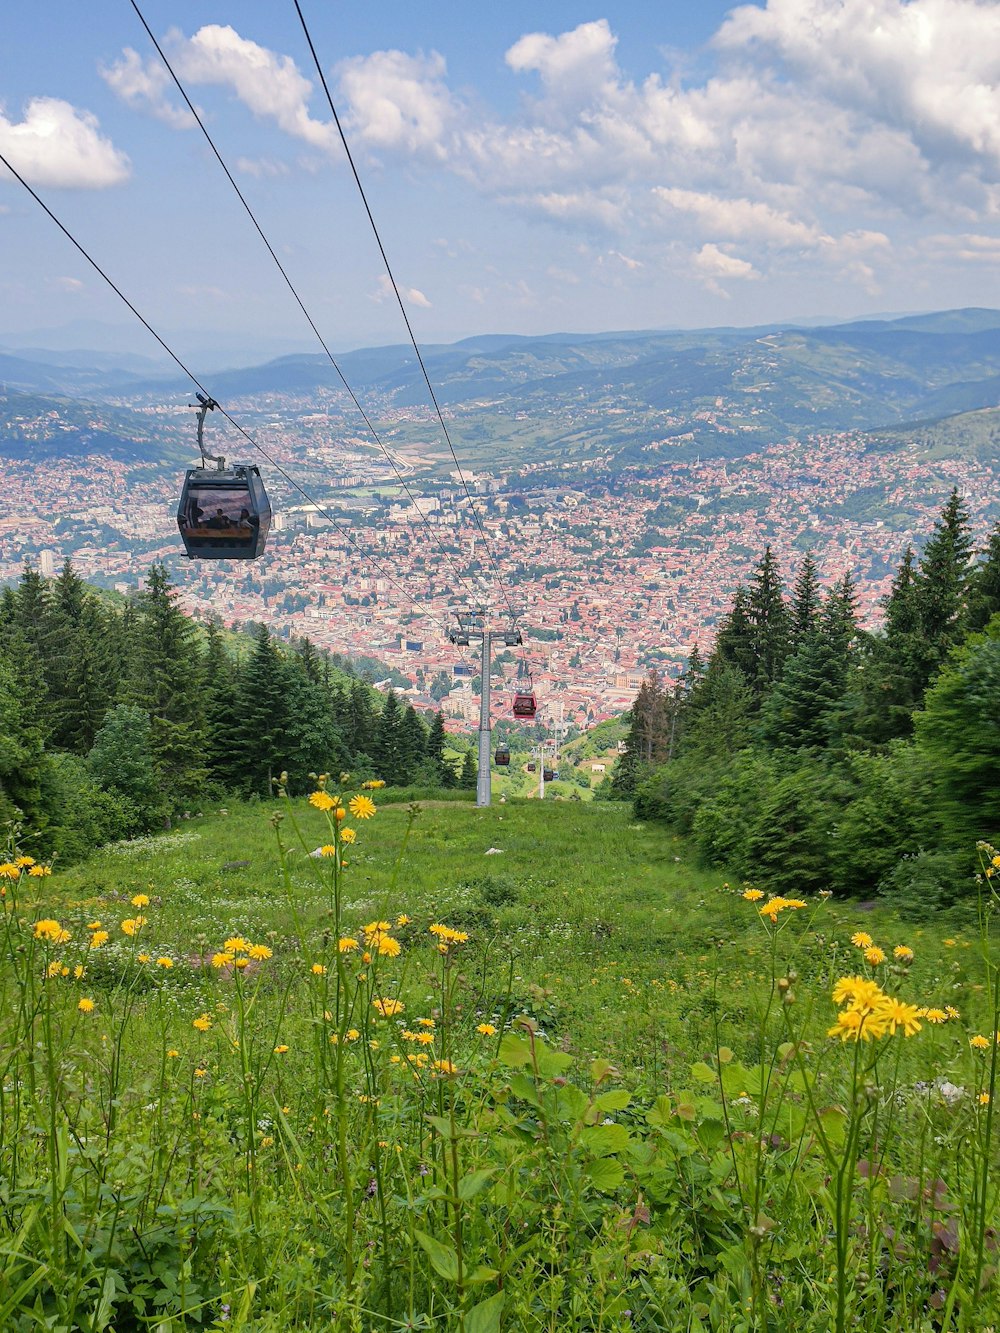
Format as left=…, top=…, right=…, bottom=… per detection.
left=5, top=797, right=1000, bottom=1331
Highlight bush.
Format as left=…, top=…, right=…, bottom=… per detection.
left=878, top=848, right=977, bottom=921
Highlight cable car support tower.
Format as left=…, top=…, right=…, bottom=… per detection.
left=448, top=606, right=524, bottom=808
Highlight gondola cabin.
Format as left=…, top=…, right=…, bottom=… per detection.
left=543, top=767, right=555, bottom=782
left=512, top=690, right=537, bottom=718
left=494, top=743, right=510, bottom=767
left=526, top=762, right=537, bottom=772
left=177, top=465, right=271, bottom=560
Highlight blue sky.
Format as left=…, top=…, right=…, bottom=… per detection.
left=4, top=0, right=1000, bottom=363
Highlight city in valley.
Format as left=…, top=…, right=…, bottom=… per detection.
left=1, top=376, right=996, bottom=738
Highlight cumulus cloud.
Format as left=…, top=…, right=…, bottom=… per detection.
left=337, top=49, right=456, bottom=157
left=371, top=273, right=432, bottom=308
left=693, top=243, right=760, bottom=297
left=100, top=48, right=195, bottom=129
left=0, top=98, right=130, bottom=188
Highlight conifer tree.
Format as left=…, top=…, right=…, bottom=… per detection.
left=968, top=522, right=1000, bottom=633
left=789, top=552, right=820, bottom=648
left=373, top=690, right=405, bottom=784
left=427, top=710, right=456, bottom=787
left=746, top=546, right=790, bottom=700
left=202, top=621, right=243, bottom=790
left=235, top=624, right=289, bottom=796
left=681, top=659, right=753, bottom=759
left=459, top=748, right=477, bottom=790
left=713, top=587, right=755, bottom=683
left=912, top=488, right=974, bottom=684
left=399, top=704, right=428, bottom=783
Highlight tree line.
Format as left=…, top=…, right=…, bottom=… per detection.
left=0, top=562, right=472, bottom=862
left=615, top=491, right=1000, bottom=912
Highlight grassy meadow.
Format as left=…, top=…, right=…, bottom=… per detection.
left=4, top=791, right=1000, bottom=1332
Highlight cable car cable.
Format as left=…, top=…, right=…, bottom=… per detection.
left=0, top=148, right=430, bottom=613
left=128, top=0, right=482, bottom=607
left=292, top=0, right=520, bottom=628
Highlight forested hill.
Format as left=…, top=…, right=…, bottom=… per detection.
left=0, top=563, right=466, bottom=863
left=616, top=490, right=1000, bottom=913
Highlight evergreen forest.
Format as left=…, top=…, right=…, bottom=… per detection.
left=615, top=489, right=1000, bottom=915
left=0, top=562, right=465, bottom=862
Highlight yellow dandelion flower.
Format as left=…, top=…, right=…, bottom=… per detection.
left=373, top=997, right=405, bottom=1018
left=415, top=1031, right=435, bottom=1045
left=742, top=889, right=764, bottom=902
left=340, top=828, right=357, bottom=844
left=121, top=916, right=146, bottom=937
left=194, top=1068, right=207, bottom=1078
left=156, top=957, right=173, bottom=969
left=233, top=957, right=250, bottom=970
left=319, top=845, right=337, bottom=857
left=971, top=1034, right=991, bottom=1051
left=946, top=1006, right=961, bottom=1020
left=864, top=946, right=887, bottom=966
left=137, top=953, right=151, bottom=964
left=347, top=1028, right=360, bottom=1041
left=433, top=1059, right=458, bottom=1075
left=416, top=1017, right=436, bottom=1028
left=362, top=951, right=372, bottom=964
left=881, top=998, right=923, bottom=1037
left=944, top=938, right=957, bottom=948
left=46, top=960, right=63, bottom=978
left=274, top=1044, right=289, bottom=1054
left=981, top=1092, right=991, bottom=1105
left=86, top=921, right=102, bottom=930
left=348, top=794, right=377, bottom=820
left=338, top=937, right=359, bottom=953
left=0, top=863, right=19, bottom=879
left=28, top=865, right=51, bottom=877
left=364, top=921, right=393, bottom=938
left=248, top=943, right=272, bottom=960
left=193, top=1014, right=212, bottom=1032
left=477, top=1022, right=497, bottom=1036
left=309, top=790, right=337, bottom=811
left=828, top=1009, right=887, bottom=1042
left=15, top=856, right=35, bottom=868
left=167, top=1049, right=179, bottom=1058
left=334, top=808, right=346, bottom=822
left=77, top=997, right=95, bottom=1013
left=428, top=924, right=469, bottom=944
left=131, top=893, right=150, bottom=908
left=924, top=1008, right=947, bottom=1024
left=33, top=919, right=68, bottom=943
left=311, top=963, right=326, bottom=976
left=893, top=945, right=914, bottom=962
left=89, top=931, right=109, bottom=949
left=851, top=932, right=873, bottom=949
left=224, top=937, right=250, bottom=954
left=73, top=965, right=85, bottom=980
left=396, top=913, right=411, bottom=926
left=377, top=934, right=401, bottom=957
left=211, top=952, right=234, bottom=968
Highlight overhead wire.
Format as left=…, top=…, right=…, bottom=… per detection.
left=0, top=147, right=432, bottom=614
left=128, top=0, right=482, bottom=608
left=291, top=0, right=521, bottom=631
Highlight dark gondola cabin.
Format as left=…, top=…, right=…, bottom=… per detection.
left=178, top=465, right=271, bottom=560
left=495, top=743, right=510, bottom=767
left=543, top=767, right=554, bottom=782
left=512, top=691, right=536, bottom=718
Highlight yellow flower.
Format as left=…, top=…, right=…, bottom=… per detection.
left=193, top=1014, right=212, bottom=1032
left=233, top=957, right=250, bottom=970
left=15, top=856, right=35, bottom=868
left=89, top=931, right=109, bottom=949
left=137, top=953, right=151, bottom=964
left=864, top=946, right=887, bottom=966
left=416, top=1017, right=436, bottom=1028
left=429, top=924, right=469, bottom=944
left=0, top=863, right=19, bottom=879
left=309, top=791, right=338, bottom=811
left=121, top=916, right=146, bottom=937
left=86, top=921, right=102, bottom=930
left=156, top=956, right=174, bottom=968
left=433, top=1059, right=458, bottom=1075
left=340, top=828, right=357, bottom=845
left=851, top=932, right=873, bottom=949
left=924, top=1008, right=947, bottom=1024
left=828, top=1008, right=887, bottom=1042
left=131, top=893, right=150, bottom=908
left=73, top=965, right=85, bottom=980
left=981, top=1092, right=991, bottom=1106
left=319, top=844, right=337, bottom=857
left=194, top=1068, right=207, bottom=1078
left=28, top=865, right=51, bottom=877
left=944, top=938, right=957, bottom=948
left=396, top=913, right=411, bottom=926
left=893, top=945, right=914, bottom=962
left=946, top=1006, right=961, bottom=1020
left=248, top=943, right=272, bottom=960
left=46, top=960, right=63, bottom=978
left=224, top=937, right=250, bottom=954
left=361, top=778, right=385, bottom=789
left=334, top=808, right=346, bottom=822
left=167, top=1049, right=179, bottom=1058
left=373, top=997, right=405, bottom=1017
left=742, top=889, right=764, bottom=902
left=77, top=997, right=95, bottom=1013
left=274, top=1044, right=289, bottom=1054
left=211, top=952, right=234, bottom=968
left=33, top=919, right=71, bottom=944
left=477, top=1023, right=497, bottom=1036
left=364, top=921, right=393, bottom=937
left=377, top=935, right=401, bottom=957
left=311, top=963, right=326, bottom=976
left=881, top=998, right=923, bottom=1037
left=970, top=1034, right=991, bottom=1051
left=349, top=795, right=377, bottom=820
left=338, top=937, right=359, bottom=953
left=416, top=1031, right=435, bottom=1045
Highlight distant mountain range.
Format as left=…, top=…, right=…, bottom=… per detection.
left=3, top=308, right=1000, bottom=465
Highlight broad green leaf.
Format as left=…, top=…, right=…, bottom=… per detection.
left=536, top=1047, right=574, bottom=1077
left=590, top=1057, right=615, bottom=1083
left=498, top=1034, right=532, bottom=1067
left=595, top=1089, right=631, bottom=1113
left=457, top=1169, right=495, bottom=1202
left=414, top=1230, right=460, bottom=1283
left=717, top=1046, right=734, bottom=1064
left=465, top=1265, right=500, bottom=1286
left=510, top=1073, right=542, bottom=1106
left=646, top=1095, right=674, bottom=1127
left=691, top=1061, right=716, bottom=1085
left=585, top=1158, right=625, bottom=1191
left=557, top=1083, right=590, bottom=1119
left=465, top=1291, right=505, bottom=1333
left=581, top=1122, right=631, bottom=1156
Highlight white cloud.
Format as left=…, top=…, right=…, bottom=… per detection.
left=235, top=157, right=290, bottom=178
left=608, top=250, right=643, bottom=270
left=100, top=48, right=194, bottom=129
left=694, top=243, right=759, bottom=281
left=371, top=273, right=432, bottom=308
left=653, top=187, right=825, bottom=249
left=337, top=49, right=456, bottom=157
left=506, top=20, right=619, bottom=118
left=53, top=276, right=84, bottom=291
left=0, top=98, right=130, bottom=189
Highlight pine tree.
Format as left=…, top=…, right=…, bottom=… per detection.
left=968, top=522, right=1000, bottom=632
left=789, top=552, right=820, bottom=648
left=912, top=488, right=974, bottom=684
left=399, top=704, right=428, bottom=784
left=681, top=659, right=753, bottom=759
left=234, top=624, right=289, bottom=796
left=459, top=748, right=477, bottom=790
left=714, top=587, right=755, bottom=683
left=427, top=710, right=456, bottom=787
left=746, top=546, right=790, bottom=700
left=373, top=690, right=405, bottom=784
